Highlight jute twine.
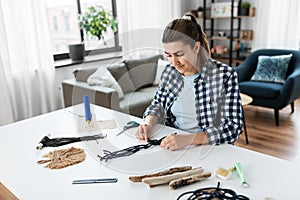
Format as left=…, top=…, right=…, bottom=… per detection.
left=37, top=147, right=86, bottom=169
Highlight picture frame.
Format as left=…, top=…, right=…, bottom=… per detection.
left=211, top=2, right=238, bottom=17
left=240, top=30, right=253, bottom=40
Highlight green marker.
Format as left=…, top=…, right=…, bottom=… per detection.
left=235, top=162, right=249, bottom=187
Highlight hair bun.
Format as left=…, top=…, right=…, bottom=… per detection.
left=182, top=15, right=192, bottom=20
left=183, top=13, right=197, bottom=23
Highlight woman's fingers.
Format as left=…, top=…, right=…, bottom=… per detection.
left=161, top=133, right=193, bottom=151
left=135, top=124, right=149, bottom=141
left=160, top=133, right=178, bottom=150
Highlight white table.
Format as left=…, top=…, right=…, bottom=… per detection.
left=0, top=105, right=298, bottom=199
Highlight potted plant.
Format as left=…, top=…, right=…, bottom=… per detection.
left=197, top=6, right=204, bottom=18
left=79, top=5, right=117, bottom=44
left=240, top=2, right=251, bottom=16
left=68, top=5, right=118, bottom=61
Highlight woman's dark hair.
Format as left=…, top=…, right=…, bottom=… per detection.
left=162, top=13, right=210, bottom=64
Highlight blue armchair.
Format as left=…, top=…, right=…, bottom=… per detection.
left=235, top=49, right=300, bottom=125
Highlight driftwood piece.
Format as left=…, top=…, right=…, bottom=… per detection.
left=129, top=166, right=192, bottom=182
left=169, top=172, right=212, bottom=190
left=142, top=167, right=204, bottom=187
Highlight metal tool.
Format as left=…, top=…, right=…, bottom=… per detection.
left=115, top=121, right=140, bottom=136
left=72, top=178, right=118, bottom=184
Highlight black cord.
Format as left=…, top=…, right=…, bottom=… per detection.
left=177, top=182, right=249, bottom=200
left=36, top=134, right=106, bottom=150
left=97, top=136, right=166, bottom=162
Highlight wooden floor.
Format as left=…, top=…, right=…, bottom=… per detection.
left=235, top=97, right=300, bottom=162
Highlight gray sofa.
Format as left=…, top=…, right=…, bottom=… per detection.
left=62, top=54, right=164, bottom=117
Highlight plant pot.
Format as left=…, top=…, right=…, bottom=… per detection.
left=197, top=11, right=203, bottom=18
left=249, top=7, right=255, bottom=16
left=240, top=7, right=249, bottom=16
left=68, top=43, right=85, bottom=61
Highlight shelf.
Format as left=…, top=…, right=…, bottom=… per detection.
left=198, top=16, right=231, bottom=19
left=208, top=37, right=253, bottom=41
left=198, top=15, right=254, bottom=20
left=208, top=37, right=230, bottom=40
left=234, top=15, right=255, bottom=19
left=204, top=28, right=240, bottom=31
left=200, top=0, right=254, bottom=66
left=233, top=38, right=253, bottom=41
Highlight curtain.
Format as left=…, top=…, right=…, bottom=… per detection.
left=0, top=0, right=61, bottom=125
left=116, top=0, right=182, bottom=58
left=252, top=0, right=300, bottom=50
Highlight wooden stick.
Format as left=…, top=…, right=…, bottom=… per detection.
left=169, top=172, right=211, bottom=190
left=142, top=167, right=204, bottom=187
left=0, top=182, right=18, bottom=200
left=129, top=166, right=192, bottom=182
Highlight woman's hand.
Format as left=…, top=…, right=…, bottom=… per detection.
left=136, top=114, right=157, bottom=142
left=135, top=124, right=152, bottom=142
left=160, top=132, right=208, bottom=151
left=160, top=133, right=194, bottom=150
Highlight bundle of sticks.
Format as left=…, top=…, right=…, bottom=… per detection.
left=129, top=166, right=211, bottom=190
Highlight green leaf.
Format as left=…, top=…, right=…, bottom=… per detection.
left=78, top=5, right=118, bottom=42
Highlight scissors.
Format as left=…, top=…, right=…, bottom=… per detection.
left=115, top=121, right=140, bottom=136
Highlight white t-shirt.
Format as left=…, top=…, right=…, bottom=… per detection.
left=170, top=73, right=203, bottom=133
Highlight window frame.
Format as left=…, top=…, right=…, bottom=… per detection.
left=53, top=0, right=121, bottom=61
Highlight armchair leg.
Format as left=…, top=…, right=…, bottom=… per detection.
left=274, top=109, right=279, bottom=126
left=291, top=102, right=295, bottom=113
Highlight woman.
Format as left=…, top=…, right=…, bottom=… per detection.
left=136, top=13, right=243, bottom=150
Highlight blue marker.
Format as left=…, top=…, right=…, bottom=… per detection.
left=83, top=96, right=92, bottom=125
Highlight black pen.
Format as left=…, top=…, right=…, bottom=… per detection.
left=72, top=178, right=118, bottom=184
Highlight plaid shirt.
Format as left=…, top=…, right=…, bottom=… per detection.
left=144, top=59, right=243, bottom=144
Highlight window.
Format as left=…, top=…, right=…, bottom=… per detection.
left=52, top=16, right=58, bottom=31
left=64, top=16, right=70, bottom=32
left=44, top=0, right=120, bottom=60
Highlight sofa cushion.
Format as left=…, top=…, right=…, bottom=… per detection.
left=87, top=67, right=124, bottom=99
left=73, top=68, right=98, bottom=82
left=107, top=62, right=136, bottom=93
left=251, top=54, right=292, bottom=84
left=239, top=81, right=283, bottom=98
left=124, top=54, right=163, bottom=89
left=119, top=86, right=157, bottom=117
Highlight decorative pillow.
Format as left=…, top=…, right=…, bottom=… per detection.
left=251, top=54, right=292, bottom=84
left=107, top=62, right=136, bottom=94
left=124, top=54, right=163, bottom=89
left=154, top=58, right=169, bottom=85
left=73, top=68, right=98, bottom=82
left=87, top=67, right=124, bottom=99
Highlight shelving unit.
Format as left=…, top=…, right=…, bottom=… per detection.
left=201, top=0, right=254, bottom=66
